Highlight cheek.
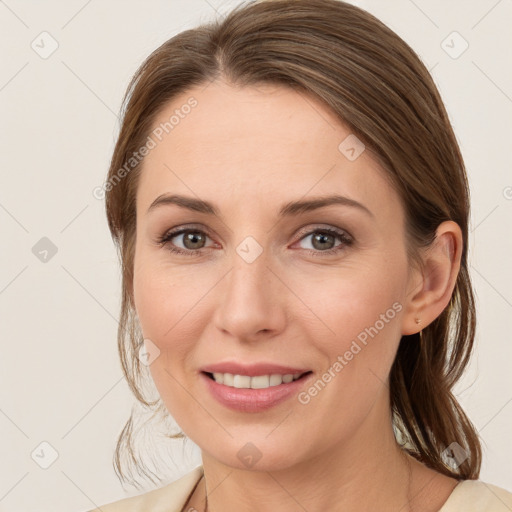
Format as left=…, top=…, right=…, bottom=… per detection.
left=320, top=266, right=402, bottom=324
left=296, top=268, right=405, bottom=434
left=133, top=252, right=194, bottom=341
left=133, top=264, right=197, bottom=415
left=133, top=267, right=167, bottom=339
left=132, top=253, right=210, bottom=387
left=310, top=259, right=406, bottom=369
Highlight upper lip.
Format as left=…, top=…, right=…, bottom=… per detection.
left=200, top=362, right=311, bottom=377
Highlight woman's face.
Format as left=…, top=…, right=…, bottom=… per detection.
left=133, top=80, right=419, bottom=470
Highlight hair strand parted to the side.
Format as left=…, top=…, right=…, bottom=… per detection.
left=105, top=0, right=481, bottom=486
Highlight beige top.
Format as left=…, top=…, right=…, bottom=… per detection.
left=88, top=465, right=512, bottom=512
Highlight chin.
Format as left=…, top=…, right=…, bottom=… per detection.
left=199, top=433, right=308, bottom=473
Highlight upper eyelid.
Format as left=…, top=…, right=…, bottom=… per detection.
left=295, top=224, right=352, bottom=239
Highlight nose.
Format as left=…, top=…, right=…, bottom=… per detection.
left=212, top=246, right=288, bottom=342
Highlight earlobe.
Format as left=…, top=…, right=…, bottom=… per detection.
left=401, top=221, right=463, bottom=336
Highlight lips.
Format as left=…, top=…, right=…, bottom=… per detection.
left=200, top=368, right=314, bottom=412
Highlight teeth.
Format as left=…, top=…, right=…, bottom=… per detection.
left=211, top=372, right=304, bottom=389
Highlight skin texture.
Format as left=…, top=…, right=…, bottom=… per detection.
left=132, top=80, right=461, bottom=512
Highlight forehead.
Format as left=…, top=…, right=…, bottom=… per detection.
left=136, top=80, right=399, bottom=221
left=145, top=80, right=351, bottom=166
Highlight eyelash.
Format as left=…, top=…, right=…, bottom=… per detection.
left=157, top=225, right=354, bottom=258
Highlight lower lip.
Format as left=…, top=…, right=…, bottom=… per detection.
left=200, top=372, right=313, bottom=413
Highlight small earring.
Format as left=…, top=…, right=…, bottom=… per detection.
left=415, top=318, right=421, bottom=324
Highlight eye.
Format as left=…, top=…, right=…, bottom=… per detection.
left=157, top=225, right=354, bottom=258
left=295, top=227, right=353, bottom=256
left=157, top=226, right=214, bottom=257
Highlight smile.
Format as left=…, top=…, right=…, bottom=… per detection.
left=201, top=371, right=314, bottom=412
left=204, top=371, right=312, bottom=389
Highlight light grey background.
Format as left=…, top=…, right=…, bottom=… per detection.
left=0, top=1, right=511, bottom=511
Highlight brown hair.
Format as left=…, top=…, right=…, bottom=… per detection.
left=104, top=0, right=481, bottom=488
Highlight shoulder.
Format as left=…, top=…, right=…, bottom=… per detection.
left=440, top=479, right=512, bottom=512
left=85, top=465, right=204, bottom=512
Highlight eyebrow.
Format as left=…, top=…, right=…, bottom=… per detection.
left=146, top=193, right=374, bottom=218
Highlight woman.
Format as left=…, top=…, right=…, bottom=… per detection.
left=89, top=0, right=512, bottom=510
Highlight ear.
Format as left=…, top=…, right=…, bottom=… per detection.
left=401, top=221, right=463, bottom=335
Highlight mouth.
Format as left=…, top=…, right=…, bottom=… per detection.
left=202, top=370, right=313, bottom=389
left=200, top=368, right=315, bottom=412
